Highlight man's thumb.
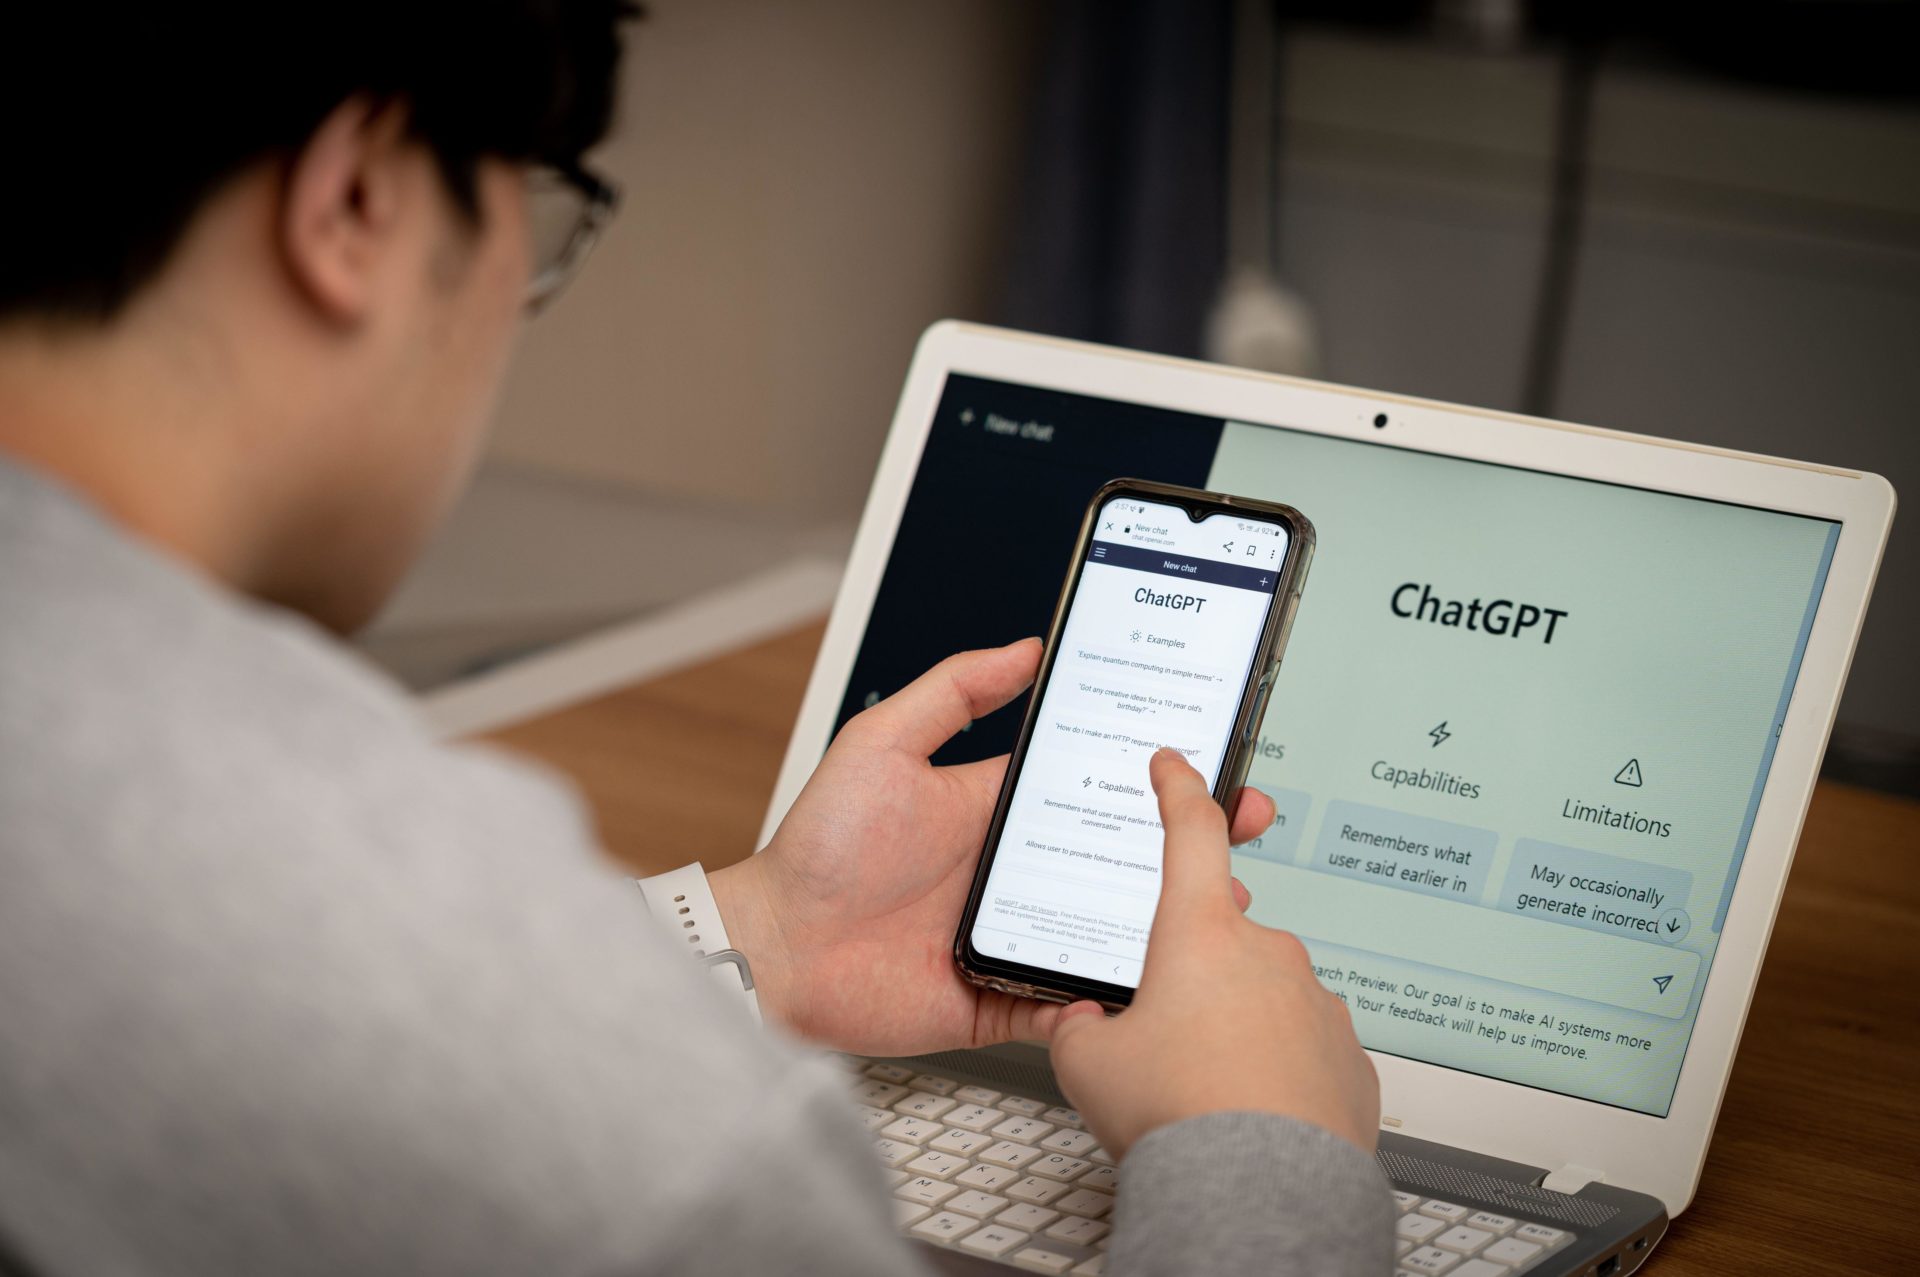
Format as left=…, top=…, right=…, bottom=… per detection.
left=1047, top=1000, right=1108, bottom=1071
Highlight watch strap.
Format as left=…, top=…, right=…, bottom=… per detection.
left=633, top=862, right=761, bottom=1023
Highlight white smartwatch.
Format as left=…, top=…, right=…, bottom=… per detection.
left=632, top=862, right=761, bottom=1024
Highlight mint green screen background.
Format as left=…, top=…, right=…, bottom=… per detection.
left=1205, top=422, right=1836, bottom=1116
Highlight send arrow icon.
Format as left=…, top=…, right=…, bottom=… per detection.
left=1652, top=974, right=1674, bottom=995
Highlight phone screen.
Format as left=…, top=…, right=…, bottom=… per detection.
left=968, top=493, right=1290, bottom=991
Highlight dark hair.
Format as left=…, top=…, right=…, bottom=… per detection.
left=1, top=2, right=635, bottom=323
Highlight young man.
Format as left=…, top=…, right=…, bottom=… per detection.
left=0, top=5, right=1391, bottom=1274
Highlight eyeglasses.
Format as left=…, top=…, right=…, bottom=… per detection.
left=524, top=164, right=619, bottom=312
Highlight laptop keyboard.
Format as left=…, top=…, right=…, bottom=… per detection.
left=843, top=1055, right=1581, bottom=1276
left=844, top=1057, right=1115, bottom=1274
left=1392, top=1191, right=1574, bottom=1275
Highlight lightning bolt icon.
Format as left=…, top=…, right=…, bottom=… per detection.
left=1429, top=721, right=1451, bottom=748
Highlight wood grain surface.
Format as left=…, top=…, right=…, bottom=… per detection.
left=480, top=620, right=1919, bottom=1274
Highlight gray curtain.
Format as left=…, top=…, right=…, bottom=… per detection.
left=1000, top=0, right=1232, bottom=359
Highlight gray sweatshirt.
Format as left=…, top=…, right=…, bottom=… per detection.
left=0, top=456, right=1393, bottom=1277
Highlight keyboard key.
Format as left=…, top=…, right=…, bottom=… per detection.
left=1000, top=1096, right=1049, bottom=1117
left=947, top=1190, right=1009, bottom=1218
left=993, top=1117, right=1055, bottom=1144
left=997, top=1202, right=1060, bottom=1231
left=873, top=1138, right=918, bottom=1169
left=895, top=1176, right=960, bottom=1207
left=955, top=1084, right=1003, bottom=1106
left=1419, top=1200, right=1470, bottom=1223
left=1394, top=1191, right=1421, bottom=1213
left=1007, top=1176, right=1071, bottom=1205
left=853, top=1104, right=895, bottom=1133
left=1396, top=1239, right=1413, bottom=1256
left=1072, top=1257, right=1107, bottom=1276
left=894, top=1092, right=959, bottom=1120
left=1045, top=1215, right=1109, bottom=1245
left=1483, top=1238, right=1542, bottom=1266
left=910, top=1211, right=979, bottom=1245
left=853, top=1080, right=910, bottom=1107
left=946, top=1104, right=1006, bottom=1132
left=1012, top=1246, right=1076, bottom=1273
left=1402, top=1246, right=1461, bottom=1273
left=958, top=1224, right=1030, bottom=1259
left=1396, top=1214, right=1445, bottom=1242
left=1466, top=1212, right=1516, bottom=1236
left=894, top=1199, right=932, bottom=1227
left=883, top=1169, right=909, bottom=1187
left=1053, top=1188, right=1114, bottom=1219
left=931, top=1128, right=993, bottom=1158
left=881, top=1116, right=938, bottom=1145
left=1030, top=1154, right=1092, bottom=1182
left=910, top=1074, right=960, bottom=1096
left=907, top=1150, right=966, bottom=1180
left=1042, top=1106, right=1083, bottom=1128
left=1088, top=1146, right=1115, bottom=1165
left=1514, top=1223, right=1568, bottom=1249
left=957, top=1163, right=1018, bottom=1192
left=1040, top=1129, right=1100, bottom=1157
left=866, top=1063, right=916, bottom=1084
left=1077, top=1165, right=1119, bottom=1193
left=1434, top=1225, right=1493, bottom=1255
left=1450, top=1263, right=1513, bottom=1277
left=980, top=1141, right=1045, bottom=1170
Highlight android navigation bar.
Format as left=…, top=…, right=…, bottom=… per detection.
left=1086, top=540, right=1280, bottom=594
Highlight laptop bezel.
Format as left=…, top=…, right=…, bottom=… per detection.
left=755, top=320, right=1896, bottom=1215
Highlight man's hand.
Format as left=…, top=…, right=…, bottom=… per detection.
left=1047, top=748, right=1380, bottom=1160
left=708, top=640, right=1275, bottom=1057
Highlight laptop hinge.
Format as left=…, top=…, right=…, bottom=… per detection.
left=1540, top=1163, right=1606, bottom=1195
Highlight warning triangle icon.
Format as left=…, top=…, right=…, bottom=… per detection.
left=1615, top=758, right=1644, bottom=787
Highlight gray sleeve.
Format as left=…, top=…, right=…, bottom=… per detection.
left=0, top=704, right=943, bottom=1277
left=1107, top=1113, right=1397, bottom=1277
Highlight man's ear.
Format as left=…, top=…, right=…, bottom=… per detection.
left=277, top=96, right=415, bottom=324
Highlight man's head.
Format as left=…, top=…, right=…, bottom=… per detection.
left=0, top=3, right=632, bottom=630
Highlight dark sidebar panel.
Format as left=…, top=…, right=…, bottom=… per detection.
left=833, top=374, right=1225, bottom=766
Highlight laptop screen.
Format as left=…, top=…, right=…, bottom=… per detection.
left=834, top=373, right=1839, bottom=1118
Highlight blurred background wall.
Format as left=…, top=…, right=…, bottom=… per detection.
left=486, top=0, right=1045, bottom=516
left=365, top=0, right=1919, bottom=789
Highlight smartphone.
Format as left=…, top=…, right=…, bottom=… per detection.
left=953, top=478, right=1315, bottom=1009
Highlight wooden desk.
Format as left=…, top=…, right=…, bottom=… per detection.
left=482, top=621, right=1919, bottom=1273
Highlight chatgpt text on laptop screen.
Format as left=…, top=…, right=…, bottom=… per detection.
left=833, top=374, right=1839, bottom=1118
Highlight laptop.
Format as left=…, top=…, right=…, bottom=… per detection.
left=755, top=322, right=1895, bottom=1276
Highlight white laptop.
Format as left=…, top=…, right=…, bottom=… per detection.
left=755, top=322, right=1895, bottom=1276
